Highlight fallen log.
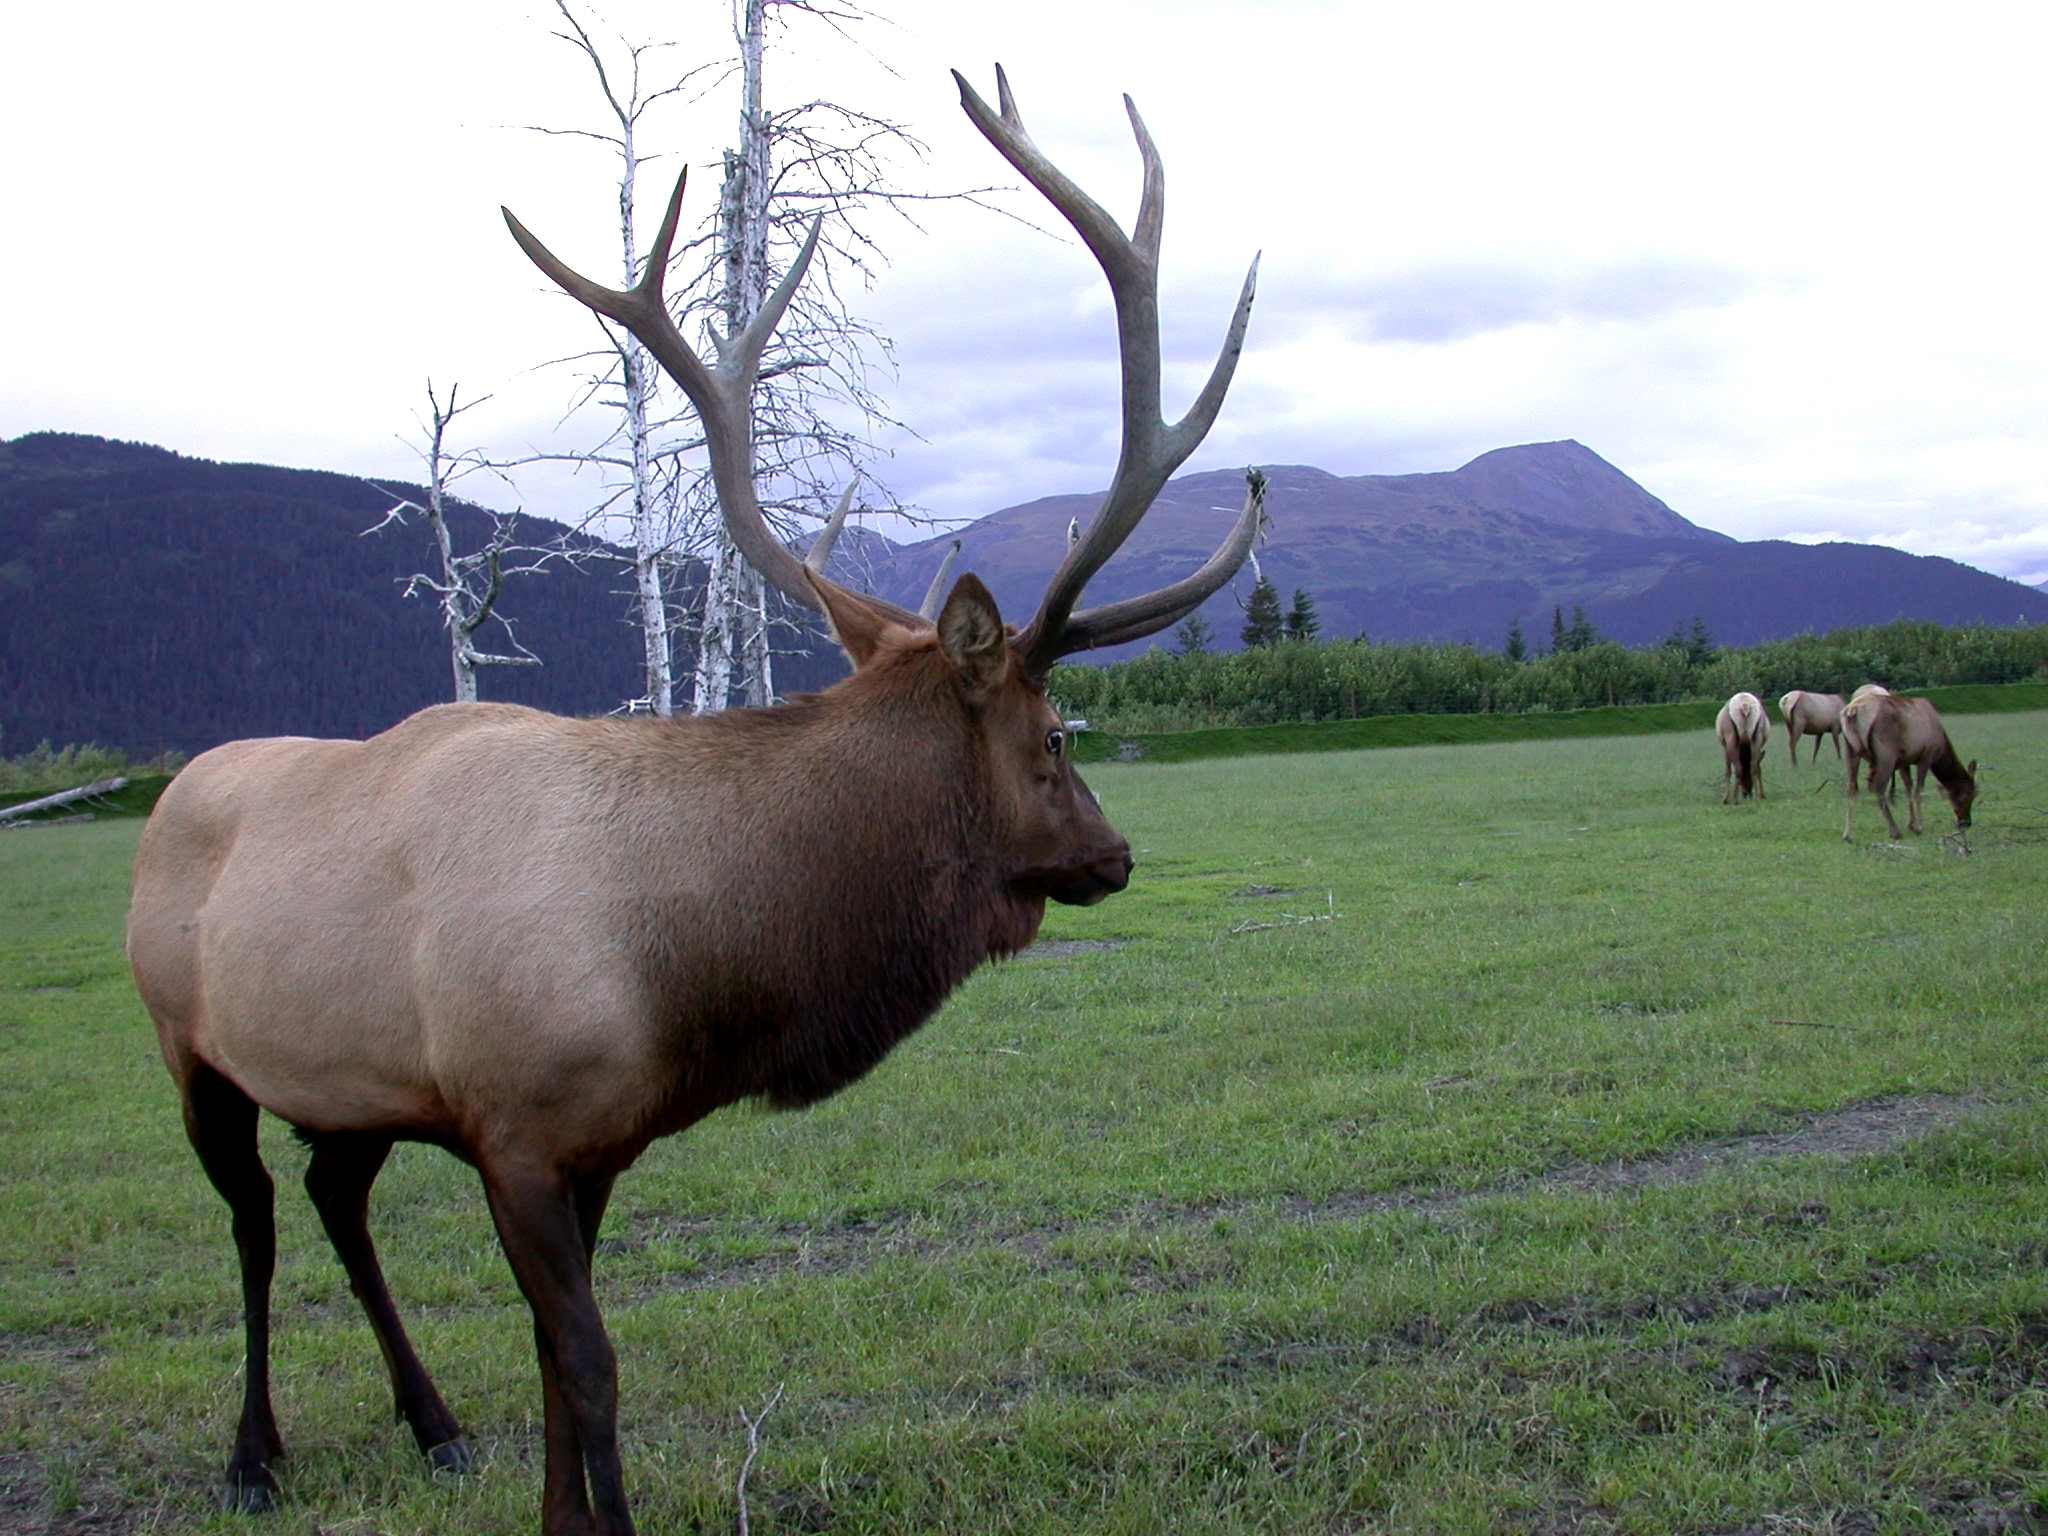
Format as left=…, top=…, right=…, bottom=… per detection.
left=0, top=776, right=129, bottom=823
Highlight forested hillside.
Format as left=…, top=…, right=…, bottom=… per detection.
left=8, top=431, right=2045, bottom=757
left=0, top=434, right=840, bottom=757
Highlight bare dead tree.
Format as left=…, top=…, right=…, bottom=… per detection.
left=522, top=3, right=708, bottom=716
left=529, top=1, right=994, bottom=716
left=368, top=383, right=552, bottom=704
left=685, top=0, right=964, bottom=713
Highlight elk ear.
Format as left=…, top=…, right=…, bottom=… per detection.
left=804, top=569, right=904, bottom=670
left=936, top=573, right=1010, bottom=701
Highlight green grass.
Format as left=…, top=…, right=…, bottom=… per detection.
left=1070, top=679, right=2048, bottom=765
left=4, top=715, right=2048, bottom=1532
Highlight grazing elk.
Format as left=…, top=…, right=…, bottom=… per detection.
left=1777, top=689, right=1845, bottom=765
left=1840, top=692, right=1976, bottom=842
left=1839, top=682, right=1889, bottom=768
left=1716, top=690, right=1769, bottom=803
left=127, top=68, right=1265, bottom=1534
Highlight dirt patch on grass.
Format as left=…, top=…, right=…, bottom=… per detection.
left=1546, top=1094, right=1990, bottom=1194
left=622, top=1093, right=2002, bottom=1298
left=0, top=1453, right=154, bottom=1535
left=1013, top=939, right=1127, bottom=960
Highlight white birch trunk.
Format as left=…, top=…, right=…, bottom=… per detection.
left=616, top=95, right=673, bottom=716
left=695, top=0, right=774, bottom=714
left=740, top=562, right=773, bottom=707
left=691, top=531, right=739, bottom=714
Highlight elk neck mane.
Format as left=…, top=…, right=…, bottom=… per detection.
left=1923, top=732, right=1969, bottom=789
left=604, top=637, right=1048, bottom=1123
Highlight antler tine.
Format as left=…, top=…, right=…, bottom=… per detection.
left=918, top=540, right=964, bottom=621
left=804, top=477, right=860, bottom=574
left=502, top=171, right=712, bottom=400
left=504, top=176, right=835, bottom=616
left=1057, top=469, right=1267, bottom=651
left=953, top=67, right=1259, bottom=678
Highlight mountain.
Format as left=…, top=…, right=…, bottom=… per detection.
left=827, top=441, right=2048, bottom=654
left=7, top=432, right=2043, bottom=759
left=0, top=433, right=837, bottom=758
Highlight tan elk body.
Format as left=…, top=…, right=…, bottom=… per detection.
left=128, top=67, right=1266, bottom=1536
left=1715, top=690, right=1769, bottom=803
left=131, top=601, right=1116, bottom=1158
left=1777, top=689, right=1844, bottom=765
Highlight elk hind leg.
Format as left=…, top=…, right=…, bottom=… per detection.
left=183, top=1064, right=283, bottom=1512
left=1874, top=759, right=1906, bottom=840
left=482, top=1162, right=632, bottom=1536
left=302, top=1132, right=471, bottom=1472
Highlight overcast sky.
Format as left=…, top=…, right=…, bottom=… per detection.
left=5, top=0, right=2046, bottom=583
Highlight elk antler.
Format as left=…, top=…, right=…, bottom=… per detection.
left=503, top=175, right=920, bottom=625
left=954, top=66, right=1263, bottom=674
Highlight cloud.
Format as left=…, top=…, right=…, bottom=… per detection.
left=1265, top=254, right=1779, bottom=347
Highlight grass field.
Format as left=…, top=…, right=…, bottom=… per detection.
left=4, top=713, right=2047, bottom=1533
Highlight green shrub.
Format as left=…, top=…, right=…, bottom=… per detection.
left=1050, top=621, right=2048, bottom=734
left=0, top=735, right=185, bottom=796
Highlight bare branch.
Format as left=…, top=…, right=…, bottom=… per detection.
left=733, top=1383, right=785, bottom=1536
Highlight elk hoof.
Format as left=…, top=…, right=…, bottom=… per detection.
left=219, top=1475, right=276, bottom=1514
left=427, top=1437, right=475, bottom=1475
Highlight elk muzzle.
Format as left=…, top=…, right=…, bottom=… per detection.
left=1018, top=837, right=1133, bottom=906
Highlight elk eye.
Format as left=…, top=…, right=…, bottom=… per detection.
left=1045, top=728, right=1065, bottom=757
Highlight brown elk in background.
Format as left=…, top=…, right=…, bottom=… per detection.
left=127, top=67, right=1264, bottom=1535
left=1716, top=690, right=1769, bottom=803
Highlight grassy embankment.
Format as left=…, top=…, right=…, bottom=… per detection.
left=3, top=710, right=2046, bottom=1532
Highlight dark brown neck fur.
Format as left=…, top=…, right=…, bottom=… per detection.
left=627, top=646, right=1044, bottom=1134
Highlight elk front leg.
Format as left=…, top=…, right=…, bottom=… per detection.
left=527, top=1174, right=619, bottom=1536
left=482, top=1161, right=633, bottom=1536
left=302, top=1133, right=470, bottom=1472
left=182, top=1065, right=283, bottom=1512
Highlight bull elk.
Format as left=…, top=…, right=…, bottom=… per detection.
left=126, top=67, right=1264, bottom=1534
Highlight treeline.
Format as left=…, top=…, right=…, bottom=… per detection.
left=1047, top=620, right=2048, bottom=735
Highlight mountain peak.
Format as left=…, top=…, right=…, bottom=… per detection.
left=1441, top=440, right=1721, bottom=542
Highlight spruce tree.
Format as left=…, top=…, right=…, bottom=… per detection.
left=1505, top=615, right=1527, bottom=662
left=1283, top=587, right=1321, bottom=643
left=1549, top=606, right=1567, bottom=655
left=1173, top=612, right=1212, bottom=654
left=1565, top=604, right=1599, bottom=652
left=1240, top=576, right=1284, bottom=648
